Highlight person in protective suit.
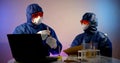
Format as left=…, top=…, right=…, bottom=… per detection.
left=13, top=3, right=62, bottom=56
left=71, top=12, right=112, bottom=57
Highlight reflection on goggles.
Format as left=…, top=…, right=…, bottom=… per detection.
left=32, top=12, right=43, bottom=18
left=80, top=20, right=89, bottom=25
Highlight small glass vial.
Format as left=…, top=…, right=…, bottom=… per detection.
left=78, top=50, right=87, bottom=61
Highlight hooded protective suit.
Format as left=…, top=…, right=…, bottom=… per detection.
left=71, top=12, right=112, bottom=57
left=13, top=4, right=62, bottom=55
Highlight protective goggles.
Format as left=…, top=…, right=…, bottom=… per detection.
left=80, top=20, right=90, bottom=25
left=32, top=12, right=43, bottom=18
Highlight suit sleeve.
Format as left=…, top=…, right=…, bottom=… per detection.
left=99, top=33, right=112, bottom=57
left=48, top=29, right=62, bottom=55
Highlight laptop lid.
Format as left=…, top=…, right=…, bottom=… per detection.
left=7, top=34, right=49, bottom=62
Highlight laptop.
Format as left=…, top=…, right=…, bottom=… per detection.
left=7, top=34, right=58, bottom=63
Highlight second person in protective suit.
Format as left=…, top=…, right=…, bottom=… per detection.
left=71, top=12, right=112, bottom=57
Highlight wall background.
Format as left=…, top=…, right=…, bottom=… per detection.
left=0, top=0, right=120, bottom=63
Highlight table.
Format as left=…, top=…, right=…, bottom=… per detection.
left=8, top=56, right=120, bottom=63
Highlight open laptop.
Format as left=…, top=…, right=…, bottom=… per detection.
left=7, top=34, right=58, bottom=63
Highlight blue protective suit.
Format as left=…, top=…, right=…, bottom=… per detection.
left=71, top=12, right=112, bottom=57
left=13, top=4, right=62, bottom=55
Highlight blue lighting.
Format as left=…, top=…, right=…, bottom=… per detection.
left=95, top=1, right=118, bottom=34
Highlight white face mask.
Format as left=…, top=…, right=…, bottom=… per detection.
left=32, top=16, right=42, bottom=25
left=81, top=24, right=89, bottom=31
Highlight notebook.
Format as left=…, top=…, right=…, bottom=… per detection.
left=7, top=34, right=58, bottom=63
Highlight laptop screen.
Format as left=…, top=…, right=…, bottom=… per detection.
left=7, top=34, right=49, bottom=62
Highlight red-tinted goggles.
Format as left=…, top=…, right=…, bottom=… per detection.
left=32, top=12, right=43, bottom=18
left=80, top=20, right=89, bottom=25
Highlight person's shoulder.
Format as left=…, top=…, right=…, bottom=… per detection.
left=97, top=31, right=108, bottom=40
left=98, top=31, right=107, bottom=36
left=77, top=32, right=85, bottom=36
left=75, top=32, right=85, bottom=38
left=41, top=23, right=48, bottom=27
left=15, top=23, right=27, bottom=29
left=41, top=23, right=54, bottom=31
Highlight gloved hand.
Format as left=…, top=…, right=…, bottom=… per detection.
left=46, top=36, right=57, bottom=49
left=37, top=30, right=50, bottom=40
